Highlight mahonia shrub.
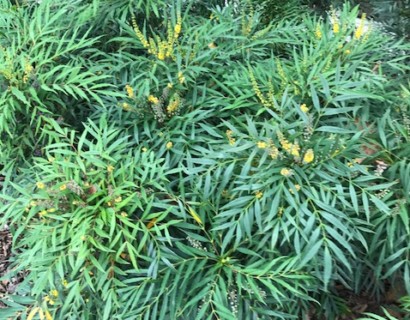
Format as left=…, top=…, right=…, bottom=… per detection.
left=1, top=0, right=410, bottom=319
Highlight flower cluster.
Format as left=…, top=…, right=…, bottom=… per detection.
left=302, top=149, right=315, bottom=164
left=44, top=289, right=59, bottom=305
left=354, top=13, right=367, bottom=40
left=226, top=130, right=236, bottom=146
left=277, top=131, right=300, bottom=158
left=125, top=84, right=134, bottom=98
left=132, top=13, right=182, bottom=61
left=148, top=95, right=159, bottom=104
left=300, top=103, right=309, bottom=113
left=254, top=190, right=263, bottom=199
left=166, top=94, right=181, bottom=115
left=23, top=60, right=33, bottom=83
left=249, top=68, right=273, bottom=109
left=186, top=236, right=207, bottom=251
left=315, top=23, right=322, bottom=39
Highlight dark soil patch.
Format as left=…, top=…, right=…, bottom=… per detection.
left=0, top=226, right=14, bottom=307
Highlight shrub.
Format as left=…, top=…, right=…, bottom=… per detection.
left=1, top=0, right=409, bottom=319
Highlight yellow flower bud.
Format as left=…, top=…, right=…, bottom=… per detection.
left=36, top=182, right=45, bottom=189
left=255, top=191, right=263, bottom=199
left=148, top=95, right=159, bottom=104
left=125, top=84, right=134, bottom=98
left=303, top=149, right=315, bottom=164
left=257, top=141, right=267, bottom=149
left=300, top=104, right=309, bottom=113
left=280, top=168, right=293, bottom=177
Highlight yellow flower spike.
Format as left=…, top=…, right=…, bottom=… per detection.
left=174, top=23, right=181, bottom=35
left=268, top=145, right=279, bottom=160
left=148, top=95, right=159, bottom=104
left=249, top=68, right=271, bottom=108
left=333, top=23, right=340, bottom=34
left=280, top=168, right=293, bottom=177
left=115, top=196, right=122, bottom=203
left=81, top=235, right=87, bottom=241
left=59, top=184, right=67, bottom=191
left=226, top=130, right=236, bottom=146
left=166, top=95, right=180, bottom=115
left=257, top=141, right=267, bottom=149
left=345, top=49, right=351, bottom=54
left=331, top=8, right=340, bottom=34
left=62, top=279, right=68, bottom=287
left=148, top=37, right=157, bottom=55
left=36, top=182, right=45, bottom=189
left=132, top=15, right=149, bottom=48
left=157, top=44, right=166, bottom=60
left=107, top=165, right=114, bottom=173
left=354, top=13, right=367, bottom=40
left=50, top=289, right=58, bottom=298
left=30, top=200, right=37, bottom=206
left=315, top=23, right=322, bottom=39
left=303, top=149, right=315, bottom=164
left=125, top=84, right=134, bottom=98
left=174, top=13, right=182, bottom=38
left=300, top=103, right=309, bottom=113
left=166, top=141, right=173, bottom=149
left=178, top=71, right=185, bottom=84
left=167, top=83, right=173, bottom=89
left=121, top=211, right=128, bottom=217
left=289, top=144, right=300, bottom=157
left=142, top=147, right=148, bottom=152
left=47, top=208, right=56, bottom=213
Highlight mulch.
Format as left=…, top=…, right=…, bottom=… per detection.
left=0, top=225, right=15, bottom=307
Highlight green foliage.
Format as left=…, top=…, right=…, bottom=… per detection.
left=357, top=306, right=408, bottom=320
left=1, top=0, right=410, bottom=319
left=0, top=0, right=119, bottom=173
